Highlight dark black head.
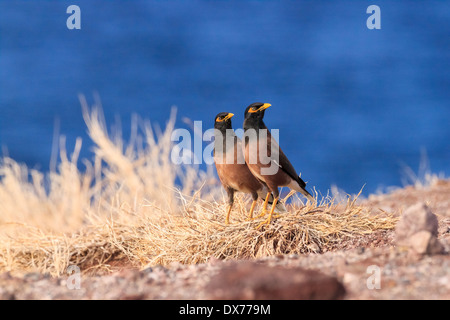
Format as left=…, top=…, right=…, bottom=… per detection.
left=214, top=112, right=234, bottom=132
left=243, top=102, right=271, bottom=130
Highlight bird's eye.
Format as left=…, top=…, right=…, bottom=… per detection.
left=220, top=116, right=224, bottom=120
left=251, top=107, right=257, bottom=111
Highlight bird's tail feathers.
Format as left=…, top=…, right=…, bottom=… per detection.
left=299, top=187, right=315, bottom=203
left=288, top=179, right=315, bottom=203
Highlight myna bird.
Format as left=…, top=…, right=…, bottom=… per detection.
left=213, top=112, right=285, bottom=224
left=243, top=102, right=314, bottom=226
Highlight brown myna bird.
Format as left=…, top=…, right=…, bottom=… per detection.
left=213, top=112, right=285, bottom=224
left=243, top=102, right=314, bottom=226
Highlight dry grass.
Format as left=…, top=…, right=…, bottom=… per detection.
left=0, top=101, right=397, bottom=276
left=134, top=196, right=397, bottom=267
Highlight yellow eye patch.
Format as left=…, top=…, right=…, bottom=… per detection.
left=216, top=113, right=234, bottom=122
left=247, top=103, right=271, bottom=113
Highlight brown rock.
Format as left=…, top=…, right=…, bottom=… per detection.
left=205, top=261, right=345, bottom=300
left=396, top=203, right=443, bottom=255
left=409, top=231, right=444, bottom=255
left=396, top=203, right=439, bottom=240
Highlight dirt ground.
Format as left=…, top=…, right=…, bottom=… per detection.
left=1, top=180, right=449, bottom=300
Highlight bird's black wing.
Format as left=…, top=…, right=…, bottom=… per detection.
left=277, top=147, right=307, bottom=189
left=267, top=133, right=307, bottom=189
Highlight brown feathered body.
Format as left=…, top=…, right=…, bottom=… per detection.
left=243, top=103, right=313, bottom=201
left=214, top=136, right=264, bottom=199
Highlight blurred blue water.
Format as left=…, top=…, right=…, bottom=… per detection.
left=0, top=1, right=449, bottom=195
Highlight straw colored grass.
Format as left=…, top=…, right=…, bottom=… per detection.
left=0, top=101, right=397, bottom=276
left=133, top=196, right=397, bottom=267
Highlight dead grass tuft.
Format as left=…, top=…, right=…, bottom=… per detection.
left=130, top=194, right=397, bottom=267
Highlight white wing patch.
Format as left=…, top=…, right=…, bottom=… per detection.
left=272, top=159, right=282, bottom=168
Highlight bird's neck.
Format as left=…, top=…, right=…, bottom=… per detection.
left=243, top=119, right=267, bottom=132
left=243, top=119, right=270, bottom=148
left=214, top=128, right=236, bottom=154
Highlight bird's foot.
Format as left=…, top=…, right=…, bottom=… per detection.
left=255, top=213, right=281, bottom=229
left=246, top=212, right=256, bottom=221
left=256, top=216, right=271, bottom=229
left=249, top=210, right=268, bottom=221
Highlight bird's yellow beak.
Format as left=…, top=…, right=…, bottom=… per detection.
left=216, top=112, right=234, bottom=122
left=248, top=103, right=271, bottom=113
left=260, top=103, right=271, bottom=110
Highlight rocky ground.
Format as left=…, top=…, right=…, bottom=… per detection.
left=1, top=180, right=449, bottom=300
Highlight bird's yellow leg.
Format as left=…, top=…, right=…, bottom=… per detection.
left=247, top=200, right=257, bottom=220
left=225, top=204, right=233, bottom=224
left=257, top=197, right=279, bottom=229
left=254, top=192, right=271, bottom=219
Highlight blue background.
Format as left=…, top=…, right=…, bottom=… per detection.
left=1, top=1, right=449, bottom=195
